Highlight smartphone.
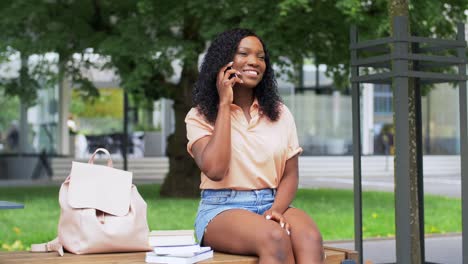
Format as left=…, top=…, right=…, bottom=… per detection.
left=226, top=66, right=237, bottom=79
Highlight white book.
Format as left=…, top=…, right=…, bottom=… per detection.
left=159, top=246, right=211, bottom=258
left=148, top=230, right=196, bottom=247
left=154, top=244, right=201, bottom=255
left=145, top=248, right=213, bottom=264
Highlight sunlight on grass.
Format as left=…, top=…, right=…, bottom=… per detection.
left=0, top=184, right=461, bottom=251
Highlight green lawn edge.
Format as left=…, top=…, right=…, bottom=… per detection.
left=0, top=184, right=461, bottom=251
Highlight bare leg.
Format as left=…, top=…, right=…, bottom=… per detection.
left=203, top=209, right=295, bottom=264
left=283, top=208, right=324, bottom=264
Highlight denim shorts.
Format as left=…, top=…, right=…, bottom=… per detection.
left=194, top=188, right=276, bottom=244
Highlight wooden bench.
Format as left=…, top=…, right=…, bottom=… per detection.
left=0, top=246, right=357, bottom=263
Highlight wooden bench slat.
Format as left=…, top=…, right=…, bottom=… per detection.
left=0, top=246, right=356, bottom=264
left=199, top=252, right=257, bottom=263
left=325, top=245, right=359, bottom=262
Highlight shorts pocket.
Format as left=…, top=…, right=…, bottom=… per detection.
left=259, top=194, right=275, bottom=205
left=201, top=194, right=232, bottom=205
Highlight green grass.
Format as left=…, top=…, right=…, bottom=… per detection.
left=0, top=184, right=461, bottom=251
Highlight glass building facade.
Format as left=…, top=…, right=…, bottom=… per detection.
left=0, top=60, right=463, bottom=157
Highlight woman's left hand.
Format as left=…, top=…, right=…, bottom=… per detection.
left=263, top=209, right=291, bottom=235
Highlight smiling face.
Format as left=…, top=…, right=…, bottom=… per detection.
left=232, top=36, right=267, bottom=89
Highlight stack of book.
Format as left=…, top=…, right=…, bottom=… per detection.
left=145, top=230, right=214, bottom=264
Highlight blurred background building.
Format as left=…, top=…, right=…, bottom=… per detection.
left=0, top=56, right=462, bottom=158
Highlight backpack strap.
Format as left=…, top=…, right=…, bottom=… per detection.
left=30, top=237, right=64, bottom=256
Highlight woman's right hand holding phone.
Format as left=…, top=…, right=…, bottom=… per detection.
left=217, top=61, right=243, bottom=105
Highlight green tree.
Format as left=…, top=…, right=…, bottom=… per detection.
left=388, top=1, right=422, bottom=263
left=95, top=0, right=360, bottom=197
left=126, top=0, right=466, bottom=197
left=0, top=91, right=20, bottom=132
left=0, top=1, right=113, bottom=153
left=1, top=1, right=466, bottom=197
left=387, top=1, right=465, bottom=263
left=0, top=1, right=113, bottom=102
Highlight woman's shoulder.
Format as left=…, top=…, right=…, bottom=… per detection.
left=185, top=107, right=212, bottom=126
left=186, top=107, right=204, bottom=118
left=277, top=102, right=294, bottom=120
left=185, top=107, right=202, bottom=121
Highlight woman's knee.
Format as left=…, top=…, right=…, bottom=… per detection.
left=258, top=227, right=293, bottom=261
left=294, top=228, right=323, bottom=250
left=292, top=228, right=324, bottom=263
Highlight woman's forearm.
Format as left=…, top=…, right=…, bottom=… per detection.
left=271, top=156, right=299, bottom=213
left=199, top=103, right=231, bottom=181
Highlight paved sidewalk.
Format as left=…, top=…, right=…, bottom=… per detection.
left=326, top=234, right=462, bottom=264
left=299, top=174, right=461, bottom=198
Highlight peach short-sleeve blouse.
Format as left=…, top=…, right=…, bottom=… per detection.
left=185, top=99, right=302, bottom=190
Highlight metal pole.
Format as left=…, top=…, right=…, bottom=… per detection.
left=350, top=25, right=363, bottom=264
left=393, top=16, right=413, bottom=263
left=123, top=91, right=128, bottom=171
left=456, top=22, right=468, bottom=264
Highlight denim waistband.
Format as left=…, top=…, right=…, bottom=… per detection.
left=201, top=188, right=277, bottom=198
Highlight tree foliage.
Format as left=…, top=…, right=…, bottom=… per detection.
left=0, top=0, right=466, bottom=196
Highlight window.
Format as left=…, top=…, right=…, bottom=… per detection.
left=374, top=84, right=392, bottom=114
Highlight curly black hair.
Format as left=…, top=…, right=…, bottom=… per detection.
left=192, top=28, right=282, bottom=124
